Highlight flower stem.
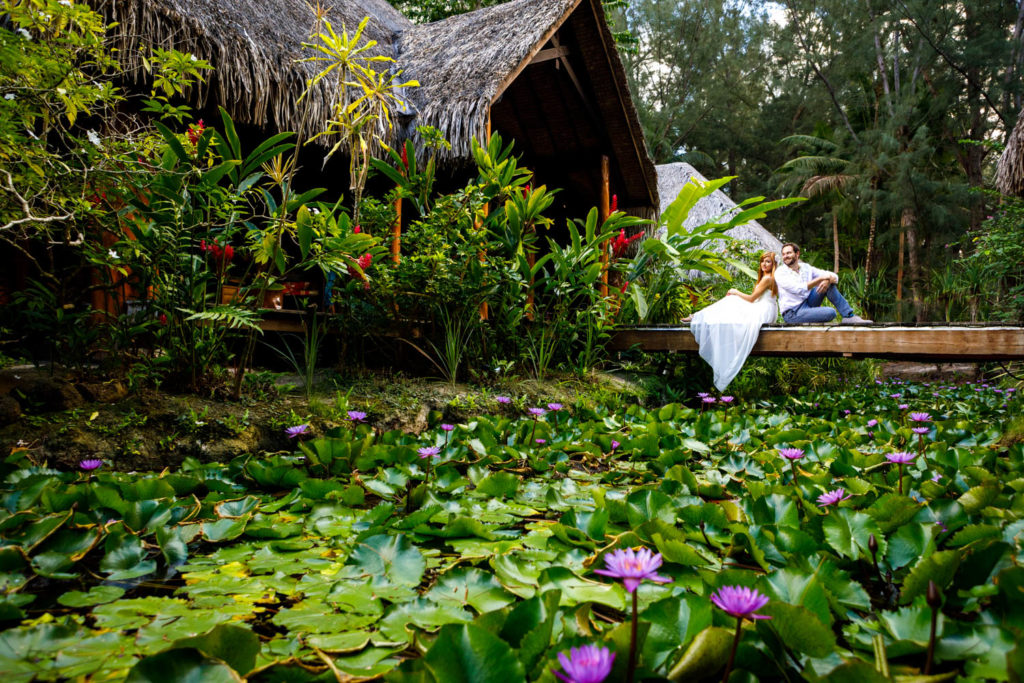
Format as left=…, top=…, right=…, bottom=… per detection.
left=898, top=463, right=904, bottom=494
left=627, top=589, right=638, bottom=683
left=530, top=417, right=537, bottom=444
left=722, top=617, right=743, bottom=683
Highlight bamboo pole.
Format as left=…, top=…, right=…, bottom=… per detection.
left=599, top=155, right=610, bottom=298
left=391, top=196, right=402, bottom=264
left=896, top=227, right=905, bottom=322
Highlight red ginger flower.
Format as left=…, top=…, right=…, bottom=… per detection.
left=610, top=194, right=618, bottom=213
left=353, top=225, right=362, bottom=234
left=401, top=146, right=409, bottom=171
left=611, top=229, right=642, bottom=258
left=186, top=119, right=205, bottom=145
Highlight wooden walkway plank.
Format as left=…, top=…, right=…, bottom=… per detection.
left=609, top=325, right=1024, bottom=361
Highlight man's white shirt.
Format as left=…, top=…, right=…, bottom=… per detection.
left=775, top=262, right=837, bottom=315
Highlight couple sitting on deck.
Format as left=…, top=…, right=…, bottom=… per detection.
left=684, top=242, right=871, bottom=391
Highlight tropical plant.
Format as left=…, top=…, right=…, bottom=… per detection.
left=621, top=176, right=803, bottom=324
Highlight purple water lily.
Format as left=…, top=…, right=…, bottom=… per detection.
left=887, top=452, right=916, bottom=494
left=778, top=448, right=805, bottom=460
left=594, top=547, right=671, bottom=593
left=898, top=404, right=909, bottom=410
left=720, top=396, right=734, bottom=403
left=702, top=396, right=716, bottom=404
left=417, top=446, right=440, bottom=459
left=547, top=403, right=563, bottom=411
left=912, top=427, right=930, bottom=435
left=347, top=410, right=366, bottom=422
left=909, top=412, right=931, bottom=422
left=441, top=424, right=454, bottom=432
left=496, top=396, right=511, bottom=404
left=528, top=407, right=547, bottom=417
left=817, top=488, right=851, bottom=507
left=79, top=458, right=103, bottom=471
left=711, top=586, right=772, bottom=620
left=611, top=440, right=620, bottom=450
left=554, top=644, right=615, bottom=683
left=285, top=424, right=309, bottom=439
left=535, top=438, right=547, bottom=445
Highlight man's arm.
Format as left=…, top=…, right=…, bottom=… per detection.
left=806, top=264, right=838, bottom=283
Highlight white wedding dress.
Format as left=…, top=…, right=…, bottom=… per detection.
left=689, top=291, right=778, bottom=391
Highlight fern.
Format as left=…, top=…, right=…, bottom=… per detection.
left=183, top=305, right=263, bottom=331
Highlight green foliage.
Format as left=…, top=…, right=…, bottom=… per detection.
left=620, top=177, right=800, bottom=324
left=1, top=379, right=1021, bottom=679
left=956, top=198, right=1024, bottom=323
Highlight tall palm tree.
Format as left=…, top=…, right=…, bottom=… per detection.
left=778, top=135, right=857, bottom=272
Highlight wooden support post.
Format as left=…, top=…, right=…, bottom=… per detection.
left=599, top=155, right=610, bottom=298
left=480, top=114, right=492, bottom=321
left=526, top=243, right=536, bottom=321
left=391, top=196, right=402, bottom=265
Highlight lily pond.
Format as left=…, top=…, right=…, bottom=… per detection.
left=1, top=380, right=1022, bottom=682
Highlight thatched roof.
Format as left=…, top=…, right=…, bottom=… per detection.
left=396, top=0, right=577, bottom=160
left=997, top=113, right=1024, bottom=196
left=92, top=0, right=659, bottom=215
left=89, top=0, right=412, bottom=139
left=656, top=163, right=783, bottom=254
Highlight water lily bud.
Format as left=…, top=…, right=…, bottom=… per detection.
left=927, top=580, right=941, bottom=608
left=868, top=533, right=878, bottom=556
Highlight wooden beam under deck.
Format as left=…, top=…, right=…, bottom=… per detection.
left=609, top=325, right=1024, bottom=361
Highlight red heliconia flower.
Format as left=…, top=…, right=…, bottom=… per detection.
left=620, top=282, right=628, bottom=294
left=223, top=244, right=234, bottom=262
left=523, top=183, right=531, bottom=199
left=401, top=145, right=409, bottom=171
left=159, top=313, right=168, bottom=325
left=353, top=225, right=362, bottom=234
left=610, top=194, right=618, bottom=213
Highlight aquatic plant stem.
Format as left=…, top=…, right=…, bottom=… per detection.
left=722, top=617, right=743, bottom=683
left=627, top=589, right=638, bottom=683
left=898, top=463, right=904, bottom=494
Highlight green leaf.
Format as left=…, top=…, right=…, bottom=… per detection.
left=343, top=534, right=425, bottom=588
left=475, top=471, right=519, bottom=498
left=421, top=623, right=526, bottom=683
left=126, top=647, right=243, bottom=683
left=901, top=550, right=962, bottom=604
left=667, top=626, right=733, bottom=681
left=58, top=585, right=125, bottom=608
left=759, top=601, right=836, bottom=657
left=426, top=568, right=515, bottom=614
left=958, top=483, right=999, bottom=514
left=643, top=594, right=713, bottom=671
left=170, top=624, right=260, bottom=676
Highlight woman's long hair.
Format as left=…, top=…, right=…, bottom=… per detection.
left=756, top=251, right=779, bottom=298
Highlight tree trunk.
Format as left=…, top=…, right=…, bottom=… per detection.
left=832, top=209, right=840, bottom=273
left=896, top=226, right=905, bottom=323
left=901, top=206, right=924, bottom=322
left=864, top=179, right=878, bottom=288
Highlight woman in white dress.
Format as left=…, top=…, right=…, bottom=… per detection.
left=683, top=252, right=779, bottom=391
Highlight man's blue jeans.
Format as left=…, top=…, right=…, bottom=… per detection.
left=782, top=284, right=855, bottom=324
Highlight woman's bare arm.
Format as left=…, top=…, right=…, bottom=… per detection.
left=728, top=276, right=773, bottom=303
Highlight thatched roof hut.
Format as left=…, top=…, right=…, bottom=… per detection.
left=656, top=163, right=783, bottom=254
left=997, top=113, right=1024, bottom=197
left=89, top=0, right=659, bottom=218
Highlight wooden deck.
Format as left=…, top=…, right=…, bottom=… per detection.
left=609, top=324, right=1024, bottom=361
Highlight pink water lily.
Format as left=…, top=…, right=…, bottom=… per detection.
left=817, top=488, right=851, bottom=507
left=711, top=585, right=772, bottom=620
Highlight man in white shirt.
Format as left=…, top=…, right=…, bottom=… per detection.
left=776, top=243, right=872, bottom=324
